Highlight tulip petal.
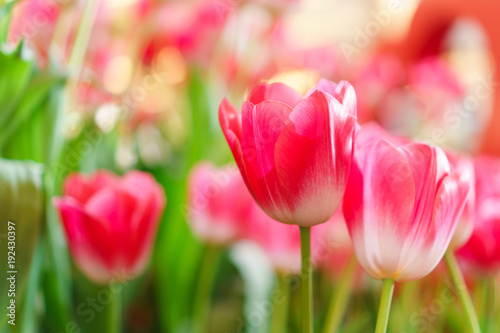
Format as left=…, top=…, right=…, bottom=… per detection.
left=120, top=171, right=166, bottom=273
left=344, top=140, right=416, bottom=280
left=398, top=171, right=470, bottom=281
left=398, top=144, right=450, bottom=267
left=63, top=170, right=118, bottom=204
left=53, top=197, right=114, bottom=283
left=85, top=187, right=140, bottom=271
left=274, top=90, right=356, bottom=226
left=247, top=82, right=302, bottom=108
left=312, top=79, right=357, bottom=116
left=239, top=100, right=294, bottom=223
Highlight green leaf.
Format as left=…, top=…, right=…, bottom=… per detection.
left=0, top=159, right=44, bottom=330
left=0, top=73, right=65, bottom=152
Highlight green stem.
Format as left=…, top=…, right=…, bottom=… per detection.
left=322, top=254, right=357, bottom=333
left=300, top=226, right=313, bottom=333
left=194, top=245, right=221, bottom=333
left=444, top=251, right=481, bottom=333
left=485, top=276, right=496, bottom=333
left=375, top=279, right=395, bottom=333
left=108, top=285, right=122, bottom=333
left=270, top=274, right=291, bottom=333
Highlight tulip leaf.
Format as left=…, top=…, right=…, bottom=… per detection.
left=0, top=159, right=44, bottom=330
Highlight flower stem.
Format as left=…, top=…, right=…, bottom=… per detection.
left=108, top=285, right=122, bottom=333
left=300, top=226, right=313, bottom=333
left=485, top=276, right=496, bottom=333
left=194, top=245, right=221, bottom=333
left=375, top=279, right=395, bottom=333
left=444, top=251, right=481, bottom=333
left=322, top=254, right=357, bottom=333
left=270, top=274, right=291, bottom=333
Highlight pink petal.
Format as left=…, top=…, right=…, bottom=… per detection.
left=398, top=171, right=470, bottom=281
left=398, top=143, right=450, bottom=243
left=239, top=100, right=294, bottom=223
left=120, top=171, right=166, bottom=273
left=311, top=79, right=357, bottom=116
left=247, top=82, right=302, bottom=108
left=85, top=187, right=140, bottom=271
left=344, top=140, right=416, bottom=280
left=53, top=197, right=114, bottom=283
left=63, top=170, right=118, bottom=204
left=274, top=90, right=356, bottom=226
left=187, top=163, right=251, bottom=243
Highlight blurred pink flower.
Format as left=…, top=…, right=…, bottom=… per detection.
left=343, top=140, right=470, bottom=281
left=8, top=0, right=61, bottom=66
left=247, top=202, right=301, bottom=273
left=311, top=208, right=353, bottom=277
left=54, top=170, right=166, bottom=283
left=457, top=218, right=500, bottom=273
left=219, top=79, right=357, bottom=227
left=352, top=56, right=404, bottom=123
left=457, top=155, right=500, bottom=272
left=355, top=121, right=409, bottom=149
left=446, top=151, right=475, bottom=249
left=187, top=162, right=253, bottom=244
left=143, top=0, right=231, bottom=68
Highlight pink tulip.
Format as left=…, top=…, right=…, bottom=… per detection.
left=219, top=79, right=357, bottom=227
left=54, top=170, right=166, bottom=283
left=247, top=202, right=301, bottom=273
left=457, top=217, right=500, bottom=272
left=352, top=56, right=404, bottom=123
left=456, top=155, right=500, bottom=272
left=343, top=140, right=470, bottom=282
left=8, top=0, right=61, bottom=66
left=187, top=163, right=253, bottom=244
left=446, top=151, right=475, bottom=249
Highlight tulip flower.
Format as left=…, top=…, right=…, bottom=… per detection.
left=343, top=140, right=471, bottom=333
left=219, top=78, right=357, bottom=332
left=8, top=0, right=61, bottom=67
left=187, top=162, right=253, bottom=245
left=54, top=170, right=166, bottom=283
left=446, top=151, right=475, bottom=249
left=219, top=79, right=356, bottom=227
left=457, top=155, right=500, bottom=272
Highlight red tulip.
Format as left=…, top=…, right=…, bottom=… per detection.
left=343, top=140, right=470, bottom=281
left=187, top=163, right=253, bottom=244
left=219, top=79, right=357, bottom=227
left=54, top=170, right=166, bottom=283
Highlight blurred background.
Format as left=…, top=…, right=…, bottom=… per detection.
left=0, top=0, right=500, bottom=332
